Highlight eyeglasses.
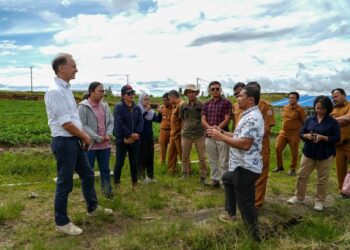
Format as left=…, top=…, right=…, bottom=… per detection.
left=210, top=87, right=220, bottom=92
left=234, top=92, right=240, bottom=97
left=126, top=91, right=135, bottom=96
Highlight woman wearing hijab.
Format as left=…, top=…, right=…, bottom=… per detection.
left=138, top=91, right=162, bottom=183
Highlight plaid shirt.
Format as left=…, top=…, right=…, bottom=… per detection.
left=202, top=96, right=232, bottom=130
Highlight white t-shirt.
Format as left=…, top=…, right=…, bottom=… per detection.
left=45, top=77, right=82, bottom=137
left=229, top=105, right=264, bottom=174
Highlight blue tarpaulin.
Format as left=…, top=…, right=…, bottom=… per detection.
left=272, top=95, right=350, bottom=107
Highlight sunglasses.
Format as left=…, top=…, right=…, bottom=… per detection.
left=210, top=87, right=220, bottom=92
left=126, top=91, right=135, bottom=96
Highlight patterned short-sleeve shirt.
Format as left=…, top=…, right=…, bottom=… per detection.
left=229, top=105, right=264, bottom=174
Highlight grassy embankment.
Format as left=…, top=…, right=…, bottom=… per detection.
left=1, top=97, right=349, bottom=249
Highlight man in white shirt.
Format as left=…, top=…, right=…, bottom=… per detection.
left=45, top=53, right=112, bottom=236
left=207, top=85, right=264, bottom=241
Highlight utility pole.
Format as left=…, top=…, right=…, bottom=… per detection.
left=30, top=66, right=33, bottom=92
left=125, top=74, right=129, bottom=84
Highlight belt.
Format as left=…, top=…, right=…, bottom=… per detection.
left=53, top=136, right=77, bottom=139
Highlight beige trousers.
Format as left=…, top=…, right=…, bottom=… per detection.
left=205, top=137, right=229, bottom=182
left=295, top=154, right=333, bottom=202
left=181, top=136, right=207, bottom=177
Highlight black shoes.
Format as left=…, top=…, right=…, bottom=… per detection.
left=272, top=167, right=296, bottom=176
left=272, top=167, right=284, bottom=172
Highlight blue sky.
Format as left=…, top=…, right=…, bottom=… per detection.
left=0, top=0, right=350, bottom=96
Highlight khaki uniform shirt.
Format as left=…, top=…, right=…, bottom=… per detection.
left=170, top=100, right=184, bottom=139
left=258, top=100, right=275, bottom=139
left=232, top=102, right=244, bottom=131
left=179, top=99, right=205, bottom=139
left=280, top=103, right=306, bottom=137
left=160, top=105, right=173, bottom=130
left=330, top=101, right=350, bottom=144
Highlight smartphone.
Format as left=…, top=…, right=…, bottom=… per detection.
left=150, top=103, right=159, bottom=109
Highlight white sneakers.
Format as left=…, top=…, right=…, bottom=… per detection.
left=56, top=206, right=113, bottom=235
left=287, top=196, right=304, bottom=204
left=287, top=197, right=324, bottom=211
left=313, top=201, right=323, bottom=211
left=56, top=222, right=83, bottom=236
left=87, top=205, right=113, bottom=216
left=143, top=177, right=157, bottom=184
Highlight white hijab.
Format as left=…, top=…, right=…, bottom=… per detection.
left=138, top=91, right=155, bottom=121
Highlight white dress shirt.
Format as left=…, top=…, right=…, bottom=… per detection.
left=45, top=77, right=82, bottom=137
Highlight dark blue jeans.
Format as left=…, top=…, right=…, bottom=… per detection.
left=114, top=142, right=139, bottom=184
left=51, top=137, right=98, bottom=226
left=87, top=148, right=112, bottom=196
left=222, top=167, right=260, bottom=240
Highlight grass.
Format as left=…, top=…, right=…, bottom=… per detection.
left=0, top=93, right=284, bottom=146
left=0, top=99, right=51, bottom=145
left=1, top=94, right=347, bottom=249
left=0, top=142, right=349, bottom=250
left=0, top=202, right=25, bottom=225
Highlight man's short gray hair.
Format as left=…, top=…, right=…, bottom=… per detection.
left=51, top=53, right=73, bottom=75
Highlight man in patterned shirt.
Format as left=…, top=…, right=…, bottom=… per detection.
left=202, top=81, right=232, bottom=187
left=247, top=81, right=275, bottom=210
left=207, top=85, right=264, bottom=241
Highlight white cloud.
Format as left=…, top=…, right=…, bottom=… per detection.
left=98, top=0, right=139, bottom=13
left=2, top=0, right=350, bottom=95
left=39, top=10, right=62, bottom=23
left=61, top=0, right=71, bottom=7
left=0, top=41, right=33, bottom=55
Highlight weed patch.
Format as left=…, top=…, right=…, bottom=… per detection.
left=0, top=202, right=24, bottom=224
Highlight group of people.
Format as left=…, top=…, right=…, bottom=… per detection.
left=45, top=53, right=350, bottom=241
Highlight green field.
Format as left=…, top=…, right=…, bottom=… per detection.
left=0, top=94, right=283, bottom=146
left=0, top=99, right=161, bottom=146
left=2, top=96, right=349, bottom=249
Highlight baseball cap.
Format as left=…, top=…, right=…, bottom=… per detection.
left=121, top=85, right=135, bottom=95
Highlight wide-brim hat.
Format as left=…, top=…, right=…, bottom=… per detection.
left=184, top=84, right=200, bottom=95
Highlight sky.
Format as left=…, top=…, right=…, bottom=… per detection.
left=0, top=0, right=350, bottom=96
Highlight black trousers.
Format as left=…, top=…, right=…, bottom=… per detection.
left=138, top=139, right=155, bottom=178
left=222, top=167, right=260, bottom=239
left=114, top=142, right=140, bottom=184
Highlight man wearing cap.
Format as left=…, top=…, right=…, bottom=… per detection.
left=167, top=90, right=184, bottom=174
left=232, top=82, right=245, bottom=130
left=330, top=88, right=350, bottom=198
left=273, top=91, right=306, bottom=176
left=158, top=92, right=173, bottom=166
left=246, top=81, right=275, bottom=210
left=45, top=53, right=112, bottom=236
left=113, top=85, right=143, bottom=188
left=179, top=84, right=208, bottom=185
left=202, top=81, right=232, bottom=187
